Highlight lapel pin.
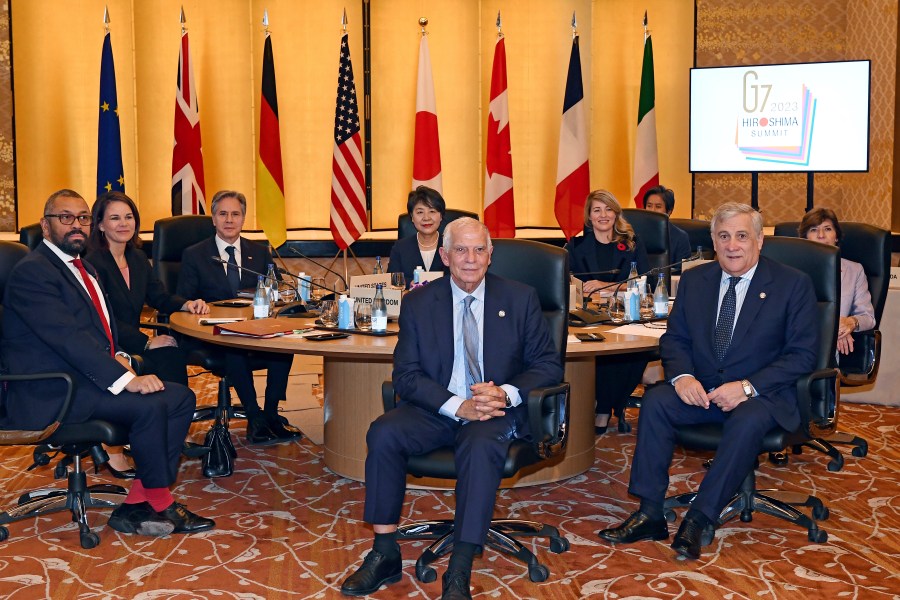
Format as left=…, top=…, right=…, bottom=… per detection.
left=759, top=292, right=766, bottom=299
left=498, top=310, right=506, bottom=318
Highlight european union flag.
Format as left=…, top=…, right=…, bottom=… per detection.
left=97, top=32, right=124, bottom=198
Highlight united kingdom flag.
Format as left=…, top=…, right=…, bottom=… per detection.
left=171, top=32, right=206, bottom=215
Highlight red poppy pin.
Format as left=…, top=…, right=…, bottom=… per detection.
left=616, top=242, right=626, bottom=251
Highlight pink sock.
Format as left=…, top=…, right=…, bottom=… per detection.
left=143, top=486, right=175, bottom=512
left=124, top=479, right=147, bottom=504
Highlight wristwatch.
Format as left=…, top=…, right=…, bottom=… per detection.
left=503, top=392, right=513, bottom=408
left=740, top=379, right=753, bottom=398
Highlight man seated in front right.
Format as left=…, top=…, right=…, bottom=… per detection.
left=598, top=202, right=818, bottom=560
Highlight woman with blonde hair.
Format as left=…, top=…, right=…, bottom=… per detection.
left=566, top=190, right=651, bottom=434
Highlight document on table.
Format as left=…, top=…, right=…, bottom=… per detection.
left=607, top=323, right=667, bottom=338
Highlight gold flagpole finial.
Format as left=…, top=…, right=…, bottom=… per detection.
left=496, top=10, right=502, bottom=37
left=571, top=11, right=577, bottom=39
left=342, top=8, right=348, bottom=33
left=419, top=17, right=429, bottom=36
left=103, top=5, right=110, bottom=32
left=263, top=8, right=269, bottom=35
left=643, top=10, right=650, bottom=41
left=180, top=6, right=186, bottom=35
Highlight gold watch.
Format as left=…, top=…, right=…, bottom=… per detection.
left=740, top=379, right=753, bottom=398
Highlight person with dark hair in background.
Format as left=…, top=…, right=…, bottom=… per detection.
left=643, top=185, right=691, bottom=272
left=178, top=190, right=300, bottom=446
left=1, top=189, right=214, bottom=536
left=566, top=190, right=651, bottom=435
left=388, top=185, right=450, bottom=286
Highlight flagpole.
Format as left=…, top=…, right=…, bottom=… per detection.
left=342, top=7, right=352, bottom=283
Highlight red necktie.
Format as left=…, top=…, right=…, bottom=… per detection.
left=72, top=258, right=115, bottom=357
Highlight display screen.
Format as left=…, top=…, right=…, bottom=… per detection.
left=690, top=60, right=870, bottom=173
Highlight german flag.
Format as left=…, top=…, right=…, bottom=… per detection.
left=256, top=33, right=286, bottom=249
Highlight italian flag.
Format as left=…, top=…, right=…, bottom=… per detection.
left=632, top=22, right=658, bottom=208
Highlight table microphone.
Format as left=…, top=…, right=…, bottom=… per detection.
left=275, top=266, right=340, bottom=297
left=288, top=247, right=349, bottom=290
left=590, top=250, right=704, bottom=296
left=209, top=256, right=307, bottom=318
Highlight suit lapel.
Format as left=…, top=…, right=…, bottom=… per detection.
left=729, top=258, right=774, bottom=350
left=38, top=244, right=106, bottom=335
left=700, top=264, right=723, bottom=353
left=431, top=278, right=455, bottom=385
left=483, top=276, right=503, bottom=379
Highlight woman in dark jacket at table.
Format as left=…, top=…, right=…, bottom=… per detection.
left=85, top=191, right=208, bottom=386
left=388, top=185, right=449, bottom=286
left=566, top=190, right=652, bottom=435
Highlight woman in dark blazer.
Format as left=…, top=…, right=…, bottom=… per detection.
left=388, top=186, right=450, bottom=286
left=566, top=190, right=652, bottom=435
left=86, top=192, right=208, bottom=386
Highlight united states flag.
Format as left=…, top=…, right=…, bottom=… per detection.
left=330, top=33, right=367, bottom=250
left=171, top=32, right=206, bottom=215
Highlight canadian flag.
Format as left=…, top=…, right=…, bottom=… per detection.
left=412, top=35, right=442, bottom=193
left=483, top=35, right=515, bottom=238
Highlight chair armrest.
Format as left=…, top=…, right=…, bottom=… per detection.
left=381, top=380, right=397, bottom=413
left=526, top=383, right=570, bottom=460
left=796, top=367, right=839, bottom=439
left=0, top=372, right=74, bottom=445
left=839, top=329, right=880, bottom=386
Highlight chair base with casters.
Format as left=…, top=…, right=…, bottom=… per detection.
left=382, top=381, right=572, bottom=584
left=0, top=417, right=130, bottom=549
left=664, top=459, right=829, bottom=545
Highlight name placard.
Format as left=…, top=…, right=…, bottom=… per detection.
left=416, top=271, right=444, bottom=284
left=889, top=267, right=900, bottom=290
left=350, top=273, right=392, bottom=288
left=569, top=276, right=583, bottom=309
left=350, top=286, right=403, bottom=317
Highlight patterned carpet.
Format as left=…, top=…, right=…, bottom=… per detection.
left=0, top=373, right=898, bottom=599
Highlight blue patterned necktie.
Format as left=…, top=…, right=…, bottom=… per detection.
left=463, top=295, right=482, bottom=397
left=225, top=245, right=240, bottom=297
left=714, top=276, right=741, bottom=361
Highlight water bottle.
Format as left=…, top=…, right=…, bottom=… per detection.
left=372, top=284, right=388, bottom=332
left=627, top=261, right=639, bottom=292
left=338, top=294, right=354, bottom=329
left=253, top=275, right=270, bottom=319
left=298, top=271, right=310, bottom=302
left=413, top=266, right=424, bottom=284
left=374, top=256, right=384, bottom=274
left=696, top=245, right=704, bottom=259
left=654, top=273, right=669, bottom=317
left=265, top=263, right=279, bottom=303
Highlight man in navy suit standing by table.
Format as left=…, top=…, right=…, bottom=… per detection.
left=177, top=189, right=298, bottom=446
left=341, top=218, right=562, bottom=600
left=598, top=202, right=818, bottom=560
left=1, top=189, right=213, bottom=536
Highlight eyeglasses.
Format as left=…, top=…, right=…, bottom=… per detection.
left=45, top=214, right=92, bottom=226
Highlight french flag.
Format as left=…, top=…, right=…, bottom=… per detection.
left=554, top=35, right=589, bottom=241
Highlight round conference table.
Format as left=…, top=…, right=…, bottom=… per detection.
left=169, top=307, right=659, bottom=489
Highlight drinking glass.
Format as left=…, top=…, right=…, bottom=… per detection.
left=639, top=283, right=655, bottom=320
left=354, top=303, right=373, bottom=331
left=391, top=272, right=406, bottom=290
left=278, top=281, right=297, bottom=304
left=319, top=300, right=338, bottom=327
left=311, top=276, right=327, bottom=301
left=608, top=293, right=625, bottom=323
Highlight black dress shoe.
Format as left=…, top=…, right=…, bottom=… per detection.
left=182, top=442, right=212, bottom=458
left=768, top=451, right=789, bottom=466
left=598, top=511, right=669, bottom=544
left=108, top=502, right=175, bottom=537
left=96, top=462, right=137, bottom=479
left=246, top=418, right=281, bottom=446
left=265, top=413, right=303, bottom=441
left=671, top=516, right=706, bottom=560
left=441, top=569, right=473, bottom=600
left=340, top=550, right=402, bottom=596
left=157, top=502, right=216, bottom=534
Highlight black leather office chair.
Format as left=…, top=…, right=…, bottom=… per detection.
left=0, top=241, right=129, bottom=548
left=773, top=220, right=890, bottom=468
left=622, top=209, right=671, bottom=289
left=397, top=208, right=479, bottom=239
left=152, top=215, right=242, bottom=478
left=388, top=239, right=571, bottom=583
left=670, top=218, right=714, bottom=259
left=664, top=237, right=839, bottom=544
left=18, top=223, right=42, bottom=250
